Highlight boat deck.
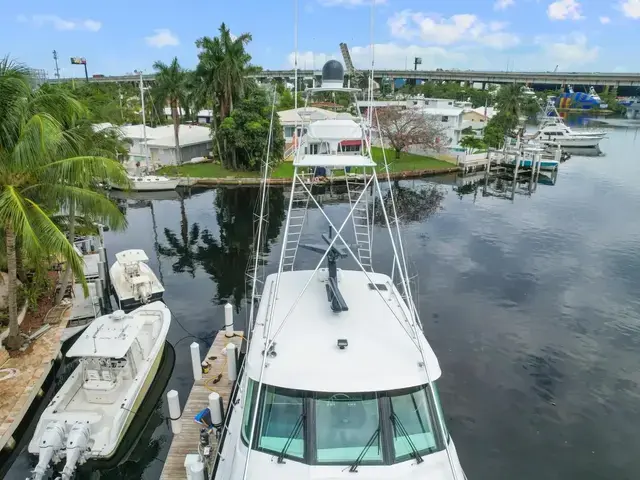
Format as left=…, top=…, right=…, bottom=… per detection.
left=0, top=306, right=70, bottom=451
left=160, top=330, right=243, bottom=480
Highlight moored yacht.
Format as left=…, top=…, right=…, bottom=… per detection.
left=109, top=249, right=164, bottom=312
left=208, top=60, right=467, bottom=480
left=28, top=302, right=171, bottom=480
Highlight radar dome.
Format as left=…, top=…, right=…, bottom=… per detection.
left=321, top=60, right=345, bottom=89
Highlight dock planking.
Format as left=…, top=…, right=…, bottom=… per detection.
left=0, top=305, right=70, bottom=451
left=161, top=330, right=244, bottom=480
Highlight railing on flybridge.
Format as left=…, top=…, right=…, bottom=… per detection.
left=345, top=167, right=373, bottom=271
left=281, top=171, right=312, bottom=270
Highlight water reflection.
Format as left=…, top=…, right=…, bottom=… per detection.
left=157, top=198, right=200, bottom=278
left=372, top=181, right=446, bottom=224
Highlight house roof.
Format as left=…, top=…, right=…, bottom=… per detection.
left=277, top=107, right=342, bottom=124
left=415, top=106, right=464, bottom=116
left=117, top=124, right=211, bottom=148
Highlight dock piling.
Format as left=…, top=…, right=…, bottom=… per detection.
left=188, top=461, right=205, bottom=480
left=167, top=390, right=182, bottom=434
left=208, top=392, right=223, bottom=428
left=224, top=303, right=234, bottom=338
left=226, top=343, right=237, bottom=382
left=190, top=342, right=202, bottom=381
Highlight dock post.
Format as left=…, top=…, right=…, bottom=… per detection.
left=189, top=461, right=205, bottom=480
left=224, top=303, right=234, bottom=338
left=97, top=261, right=106, bottom=297
left=208, top=392, right=223, bottom=428
left=226, top=343, right=237, bottom=382
left=190, top=342, right=203, bottom=381
left=167, top=390, right=182, bottom=434
left=98, top=246, right=106, bottom=264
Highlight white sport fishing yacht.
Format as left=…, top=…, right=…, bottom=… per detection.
left=205, top=60, right=467, bottom=480
left=533, top=100, right=606, bottom=148
left=29, top=302, right=171, bottom=480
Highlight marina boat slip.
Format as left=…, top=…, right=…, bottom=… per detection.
left=28, top=302, right=171, bottom=480
left=109, top=249, right=164, bottom=312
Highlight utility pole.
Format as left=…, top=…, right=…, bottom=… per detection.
left=52, top=50, right=60, bottom=79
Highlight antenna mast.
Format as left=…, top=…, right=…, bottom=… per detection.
left=52, top=50, right=60, bottom=79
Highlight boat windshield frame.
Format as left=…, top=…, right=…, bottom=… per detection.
left=240, top=380, right=448, bottom=466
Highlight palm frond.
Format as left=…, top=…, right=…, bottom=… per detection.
left=39, top=155, right=130, bottom=187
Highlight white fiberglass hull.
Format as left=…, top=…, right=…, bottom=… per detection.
left=28, top=303, right=171, bottom=466
left=539, top=135, right=603, bottom=148
left=109, top=258, right=164, bottom=312
left=111, top=175, right=179, bottom=192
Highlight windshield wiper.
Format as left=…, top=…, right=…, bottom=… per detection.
left=277, top=413, right=305, bottom=464
left=391, top=412, right=424, bottom=464
left=348, top=427, right=380, bottom=473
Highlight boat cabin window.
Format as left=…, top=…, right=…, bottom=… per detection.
left=315, top=392, right=382, bottom=464
left=241, top=381, right=447, bottom=465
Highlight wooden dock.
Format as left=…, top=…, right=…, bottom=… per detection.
left=0, top=305, right=70, bottom=452
left=161, top=330, right=243, bottom=480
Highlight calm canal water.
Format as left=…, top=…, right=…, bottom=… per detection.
left=6, top=119, right=640, bottom=479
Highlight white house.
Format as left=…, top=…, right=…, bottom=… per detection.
left=277, top=107, right=356, bottom=144
left=117, top=124, right=212, bottom=169
left=415, top=106, right=464, bottom=147
left=162, top=107, right=214, bottom=125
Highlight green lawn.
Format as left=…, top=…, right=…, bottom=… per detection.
left=158, top=148, right=454, bottom=179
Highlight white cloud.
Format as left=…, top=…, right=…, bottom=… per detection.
left=599, top=16, right=611, bottom=23
left=388, top=10, right=519, bottom=49
left=318, top=0, right=386, bottom=6
left=18, top=14, right=102, bottom=31
left=547, top=0, right=584, bottom=20
left=620, top=0, right=640, bottom=18
left=534, top=33, right=599, bottom=67
left=145, top=29, right=180, bottom=48
left=494, top=0, right=515, bottom=10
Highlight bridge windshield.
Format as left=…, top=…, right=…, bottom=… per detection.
left=241, top=381, right=447, bottom=465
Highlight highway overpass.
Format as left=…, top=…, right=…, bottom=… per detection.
left=46, top=69, right=640, bottom=87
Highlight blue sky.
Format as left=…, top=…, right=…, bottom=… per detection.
left=3, top=0, right=639, bottom=78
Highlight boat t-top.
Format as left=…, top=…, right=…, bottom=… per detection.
left=208, top=60, right=467, bottom=480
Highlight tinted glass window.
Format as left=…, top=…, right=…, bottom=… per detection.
left=258, top=385, right=304, bottom=459
left=389, top=387, right=439, bottom=461
left=315, top=392, right=382, bottom=463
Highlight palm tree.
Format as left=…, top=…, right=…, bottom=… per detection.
left=152, top=58, right=186, bottom=165
left=195, top=24, right=254, bottom=121
left=157, top=197, right=201, bottom=278
left=0, top=57, right=129, bottom=349
left=55, top=122, right=130, bottom=303
left=496, top=83, right=523, bottom=122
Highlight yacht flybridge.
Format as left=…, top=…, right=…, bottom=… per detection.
left=208, top=60, right=467, bottom=480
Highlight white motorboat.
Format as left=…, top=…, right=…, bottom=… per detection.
left=522, top=86, right=536, bottom=96
left=29, top=302, right=171, bottom=480
left=534, top=117, right=606, bottom=148
left=207, top=60, right=467, bottom=480
left=116, top=174, right=180, bottom=192
left=109, top=249, right=164, bottom=312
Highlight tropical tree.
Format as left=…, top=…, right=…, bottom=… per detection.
left=218, top=87, right=285, bottom=170
left=55, top=122, right=130, bottom=303
left=195, top=23, right=255, bottom=121
left=496, top=84, right=522, bottom=122
left=152, top=58, right=186, bottom=165
left=0, top=58, right=128, bottom=349
left=460, top=135, right=486, bottom=154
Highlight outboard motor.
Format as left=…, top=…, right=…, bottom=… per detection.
left=60, top=423, right=92, bottom=480
left=31, top=422, right=66, bottom=480
left=136, top=282, right=152, bottom=304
